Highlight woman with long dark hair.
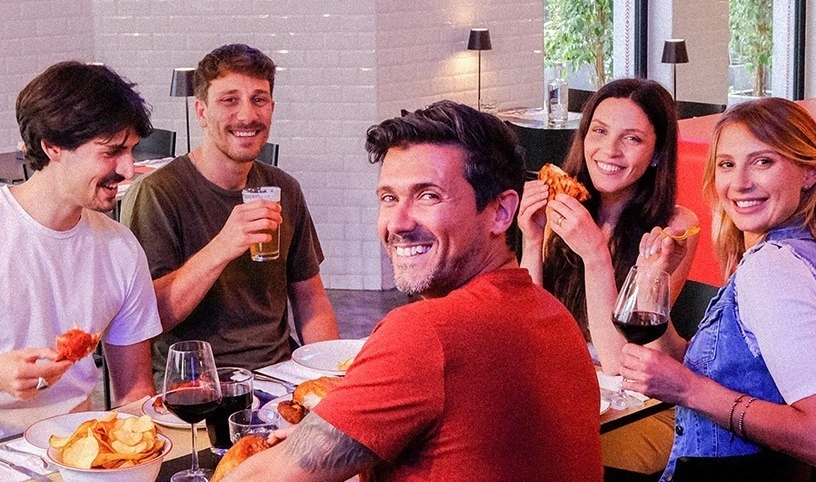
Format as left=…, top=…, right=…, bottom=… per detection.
left=519, top=78, right=698, bottom=371
left=517, top=78, right=700, bottom=475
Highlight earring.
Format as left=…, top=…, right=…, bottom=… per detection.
left=650, top=157, right=659, bottom=167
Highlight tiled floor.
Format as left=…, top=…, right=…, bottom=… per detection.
left=92, top=289, right=413, bottom=409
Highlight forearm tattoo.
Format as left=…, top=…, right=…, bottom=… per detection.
left=284, top=412, right=379, bottom=473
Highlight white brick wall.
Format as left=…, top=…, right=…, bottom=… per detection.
left=0, top=0, right=94, bottom=156
left=2, top=0, right=543, bottom=290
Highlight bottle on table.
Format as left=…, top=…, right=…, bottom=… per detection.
left=548, top=61, right=569, bottom=128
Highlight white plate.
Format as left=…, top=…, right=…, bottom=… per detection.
left=292, top=339, right=366, bottom=375
left=141, top=394, right=260, bottom=429
left=600, top=398, right=611, bottom=415
left=25, top=411, right=136, bottom=449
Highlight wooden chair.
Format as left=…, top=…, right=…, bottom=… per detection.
left=132, top=128, right=177, bottom=161
left=676, top=100, right=727, bottom=120
left=670, top=280, right=719, bottom=340
left=257, top=143, right=280, bottom=167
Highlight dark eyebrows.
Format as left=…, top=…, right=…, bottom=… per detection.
left=377, top=182, right=441, bottom=197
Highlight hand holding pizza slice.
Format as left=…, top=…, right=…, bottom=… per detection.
left=537, top=163, right=590, bottom=202
left=55, top=324, right=102, bottom=362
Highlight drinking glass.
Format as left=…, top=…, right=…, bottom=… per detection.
left=610, top=266, right=671, bottom=409
left=206, top=367, right=254, bottom=456
left=228, top=408, right=280, bottom=444
left=241, top=186, right=282, bottom=261
left=163, top=341, right=222, bottom=481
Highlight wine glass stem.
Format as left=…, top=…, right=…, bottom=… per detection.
left=190, top=423, right=200, bottom=473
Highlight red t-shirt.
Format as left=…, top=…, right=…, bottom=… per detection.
left=314, top=268, right=603, bottom=481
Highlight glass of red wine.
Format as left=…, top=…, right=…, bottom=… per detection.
left=206, top=367, right=254, bottom=456
left=163, top=340, right=222, bottom=482
left=610, top=266, right=670, bottom=409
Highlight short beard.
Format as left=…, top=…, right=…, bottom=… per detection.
left=392, top=264, right=437, bottom=296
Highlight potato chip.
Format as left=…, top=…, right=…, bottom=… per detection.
left=49, top=412, right=165, bottom=470
left=62, top=429, right=100, bottom=469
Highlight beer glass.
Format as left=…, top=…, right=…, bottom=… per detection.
left=241, top=186, right=281, bottom=261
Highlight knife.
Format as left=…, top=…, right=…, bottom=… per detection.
left=0, top=456, right=53, bottom=482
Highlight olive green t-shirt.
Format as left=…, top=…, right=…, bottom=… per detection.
left=120, top=156, right=323, bottom=382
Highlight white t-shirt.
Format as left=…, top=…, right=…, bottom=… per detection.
left=0, top=185, right=162, bottom=437
left=736, top=241, right=816, bottom=404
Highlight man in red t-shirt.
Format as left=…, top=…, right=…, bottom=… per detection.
left=224, top=101, right=603, bottom=482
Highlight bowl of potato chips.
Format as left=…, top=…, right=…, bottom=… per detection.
left=43, top=411, right=171, bottom=482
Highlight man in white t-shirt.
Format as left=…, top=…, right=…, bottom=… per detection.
left=0, top=62, right=163, bottom=437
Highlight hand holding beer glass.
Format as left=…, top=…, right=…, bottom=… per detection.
left=241, top=186, right=281, bottom=261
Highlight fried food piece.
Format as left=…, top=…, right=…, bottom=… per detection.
left=152, top=395, right=169, bottom=415
left=277, top=400, right=308, bottom=425
left=275, top=376, right=342, bottom=424
left=55, top=325, right=101, bottom=362
left=537, top=163, right=590, bottom=202
left=210, top=434, right=281, bottom=482
left=293, top=376, right=342, bottom=409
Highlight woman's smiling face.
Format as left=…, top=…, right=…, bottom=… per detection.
left=583, top=97, right=657, bottom=200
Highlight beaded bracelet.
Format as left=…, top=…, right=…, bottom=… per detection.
left=737, top=396, right=758, bottom=437
left=728, top=394, right=747, bottom=435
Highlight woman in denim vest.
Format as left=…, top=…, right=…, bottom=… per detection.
left=619, top=97, right=816, bottom=480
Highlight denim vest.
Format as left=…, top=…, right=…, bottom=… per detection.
left=661, top=222, right=816, bottom=481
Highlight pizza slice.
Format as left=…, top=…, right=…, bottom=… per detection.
left=55, top=325, right=102, bottom=362
left=537, top=163, right=590, bottom=202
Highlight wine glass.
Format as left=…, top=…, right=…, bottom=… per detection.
left=610, top=266, right=671, bottom=409
left=163, top=341, right=222, bottom=482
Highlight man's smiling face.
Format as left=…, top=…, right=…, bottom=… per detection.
left=196, top=71, right=274, bottom=163
left=376, top=143, right=494, bottom=298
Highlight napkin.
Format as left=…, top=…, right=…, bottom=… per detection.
left=253, top=380, right=289, bottom=399
left=256, top=360, right=332, bottom=386
left=596, top=371, right=649, bottom=403
left=0, top=439, right=53, bottom=481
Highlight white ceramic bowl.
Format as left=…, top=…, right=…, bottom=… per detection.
left=46, top=433, right=171, bottom=482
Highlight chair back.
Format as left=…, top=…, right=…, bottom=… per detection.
left=257, top=143, right=280, bottom=167
left=673, top=452, right=812, bottom=482
left=132, top=129, right=177, bottom=161
left=676, top=100, right=727, bottom=120
left=506, top=122, right=575, bottom=173
left=568, top=88, right=594, bottom=113
left=670, top=280, right=719, bottom=340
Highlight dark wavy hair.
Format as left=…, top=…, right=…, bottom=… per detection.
left=365, top=100, right=526, bottom=249
left=542, top=78, right=678, bottom=339
left=16, top=61, right=152, bottom=171
left=195, top=44, right=276, bottom=100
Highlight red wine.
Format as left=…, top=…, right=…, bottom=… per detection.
left=164, top=387, right=220, bottom=424
left=206, top=386, right=253, bottom=451
left=613, top=311, right=668, bottom=345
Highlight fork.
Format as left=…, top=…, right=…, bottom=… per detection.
left=658, top=225, right=701, bottom=241
left=0, top=444, right=53, bottom=471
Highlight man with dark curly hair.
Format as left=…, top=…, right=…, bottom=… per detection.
left=224, top=101, right=603, bottom=482
left=0, top=61, right=161, bottom=436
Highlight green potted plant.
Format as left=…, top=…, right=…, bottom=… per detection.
left=729, top=0, right=773, bottom=97
left=543, top=0, right=612, bottom=89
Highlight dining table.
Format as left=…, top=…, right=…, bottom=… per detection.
left=0, top=356, right=669, bottom=481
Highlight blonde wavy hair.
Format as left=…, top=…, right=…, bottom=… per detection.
left=702, top=97, right=816, bottom=280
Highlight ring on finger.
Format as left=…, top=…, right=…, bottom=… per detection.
left=36, top=377, right=48, bottom=391
left=556, top=215, right=565, bottom=226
